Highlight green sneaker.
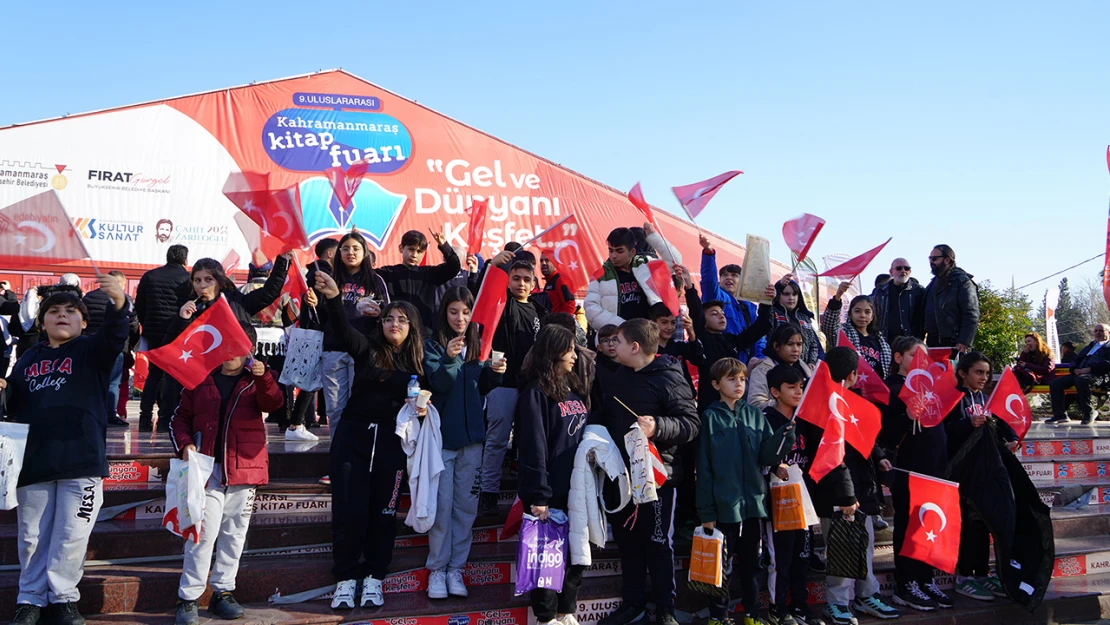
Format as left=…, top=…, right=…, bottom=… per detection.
left=955, top=577, right=994, bottom=601
left=981, top=574, right=1007, bottom=598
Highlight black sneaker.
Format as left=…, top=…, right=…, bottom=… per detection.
left=478, top=492, right=500, bottom=516
left=175, top=600, right=200, bottom=625
left=1082, top=416, right=1094, bottom=425
left=768, top=606, right=797, bottom=625
left=50, top=603, right=84, bottom=625
left=655, top=609, right=679, bottom=625
left=108, top=415, right=129, bottom=427
left=924, top=581, right=954, bottom=608
left=893, top=581, right=937, bottom=611
left=597, top=603, right=647, bottom=625
left=791, top=606, right=826, bottom=625
left=1045, top=415, right=1070, bottom=425
left=809, top=550, right=827, bottom=573
left=207, top=592, right=245, bottom=620
left=9, top=604, right=41, bottom=625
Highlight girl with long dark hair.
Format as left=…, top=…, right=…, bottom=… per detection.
left=821, top=283, right=892, bottom=378
left=422, top=287, right=507, bottom=599
left=314, top=271, right=424, bottom=611
left=767, top=274, right=822, bottom=367
left=747, top=324, right=813, bottom=409
left=515, top=325, right=589, bottom=625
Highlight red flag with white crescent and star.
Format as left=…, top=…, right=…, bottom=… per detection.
left=146, top=297, right=254, bottom=391
left=794, top=360, right=882, bottom=456
left=1103, top=145, right=1110, bottom=312
left=466, top=198, right=490, bottom=253
left=809, top=410, right=845, bottom=483
left=627, top=182, right=662, bottom=231
left=0, top=190, right=91, bottom=266
left=901, top=472, right=962, bottom=573
left=528, top=214, right=603, bottom=295
left=223, top=173, right=309, bottom=253
left=817, top=238, right=892, bottom=280
left=987, top=366, right=1033, bottom=441
left=898, top=346, right=964, bottom=428
left=324, top=160, right=371, bottom=210
left=782, top=213, right=826, bottom=267
left=671, top=170, right=743, bottom=220
left=647, top=259, right=680, bottom=316
left=837, top=330, right=890, bottom=404
left=470, top=267, right=509, bottom=362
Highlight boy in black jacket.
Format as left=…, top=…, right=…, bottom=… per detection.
left=810, top=348, right=899, bottom=625
left=5, top=277, right=128, bottom=625
left=881, top=337, right=953, bottom=611
left=596, top=320, right=699, bottom=625
left=375, top=229, right=461, bottom=333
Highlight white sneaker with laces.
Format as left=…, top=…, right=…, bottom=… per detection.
left=361, top=576, right=384, bottom=607
left=428, top=570, right=448, bottom=599
left=285, top=426, right=319, bottom=441
left=330, top=579, right=357, bottom=609
left=447, top=568, right=468, bottom=597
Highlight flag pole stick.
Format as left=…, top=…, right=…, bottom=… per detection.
left=613, top=396, right=641, bottom=419
left=520, top=215, right=573, bottom=249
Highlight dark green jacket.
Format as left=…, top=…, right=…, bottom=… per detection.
left=696, top=400, right=794, bottom=524
left=423, top=339, right=501, bottom=450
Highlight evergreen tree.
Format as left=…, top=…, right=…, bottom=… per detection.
left=1056, top=278, right=1089, bottom=345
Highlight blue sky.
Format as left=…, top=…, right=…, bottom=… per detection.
left=2, top=1, right=1107, bottom=302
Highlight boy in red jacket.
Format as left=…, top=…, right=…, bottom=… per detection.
left=169, top=325, right=283, bottom=625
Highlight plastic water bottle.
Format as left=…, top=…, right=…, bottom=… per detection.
left=407, top=375, right=420, bottom=401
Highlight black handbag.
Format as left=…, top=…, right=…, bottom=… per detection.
left=826, top=511, right=870, bottom=580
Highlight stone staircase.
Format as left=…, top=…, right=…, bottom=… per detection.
left=5, top=408, right=1110, bottom=624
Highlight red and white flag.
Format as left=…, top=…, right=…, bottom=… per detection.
left=146, top=297, right=254, bottom=391
left=324, top=160, right=371, bottom=210
left=647, top=259, right=680, bottom=316
left=837, top=330, right=890, bottom=404
left=223, top=173, right=309, bottom=252
left=671, top=170, right=742, bottom=220
left=466, top=198, right=490, bottom=253
left=282, top=257, right=310, bottom=313
left=648, top=439, right=668, bottom=487
left=529, top=214, right=603, bottom=295
left=628, top=182, right=661, bottom=231
left=900, top=472, right=962, bottom=573
left=796, top=361, right=882, bottom=456
left=817, top=238, right=892, bottom=280
left=988, top=366, right=1033, bottom=441
left=220, top=249, right=241, bottom=272
left=898, top=346, right=963, bottom=428
left=0, top=191, right=91, bottom=266
left=810, top=410, right=845, bottom=483
left=782, top=213, right=825, bottom=266
left=1103, top=145, right=1110, bottom=312
left=471, top=267, right=509, bottom=361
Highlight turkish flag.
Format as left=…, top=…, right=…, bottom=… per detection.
left=282, top=258, right=310, bottom=313
left=529, top=214, right=603, bottom=295
left=324, top=160, right=371, bottom=210
left=900, top=472, right=962, bottom=574
left=898, top=346, right=964, bottom=428
left=810, top=411, right=845, bottom=483
left=471, top=267, right=509, bottom=361
left=220, top=249, right=241, bottom=272
left=146, top=297, right=254, bottom=391
left=628, top=182, right=661, bottom=231
left=0, top=191, right=91, bottom=266
left=671, top=170, right=743, bottom=220
left=817, top=238, right=892, bottom=280
left=837, top=330, right=890, bottom=405
left=1103, top=146, right=1110, bottom=312
left=500, top=498, right=524, bottom=540
left=928, top=347, right=954, bottom=365
left=782, top=213, right=826, bottom=266
left=988, top=366, right=1033, bottom=440
left=647, top=259, right=680, bottom=316
left=223, top=173, right=309, bottom=252
left=466, top=198, right=490, bottom=253
left=796, top=361, right=881, bottom=456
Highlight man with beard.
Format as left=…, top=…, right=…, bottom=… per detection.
left=921, top=245, right=980, bottom=354
left=155, top=219, right=173, bottom=243
left=871, top=257, right=925, bottom=343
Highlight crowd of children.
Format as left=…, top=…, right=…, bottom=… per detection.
left=4, top=227, right=1031, bottom=625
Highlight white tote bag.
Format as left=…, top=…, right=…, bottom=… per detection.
left=163, top=452, right=215, bottom=543
left=0, top=422, right=30, bottom=510
left=279, top=326, right=325, bottom=391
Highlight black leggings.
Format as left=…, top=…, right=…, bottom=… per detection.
left=709, top=520, right=762, bottom=618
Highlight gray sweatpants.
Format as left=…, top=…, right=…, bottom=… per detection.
left=16, top=478, right=103, bottom=606
left=820, top=515, right=879, bottom=606
left=178, top=470, right=256, bottom=601
left=479, top=387, right=519, bottom=494
left=426, top=442, right=483, bottom=571
left=322, top=351, right=355, bottom=438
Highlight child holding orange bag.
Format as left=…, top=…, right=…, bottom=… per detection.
left=696, top=358, right=794, bottom=625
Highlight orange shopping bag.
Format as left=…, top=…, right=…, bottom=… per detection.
left=771, top=464, right=819, bottom=532
left=687, top=527, right=727, bottom=596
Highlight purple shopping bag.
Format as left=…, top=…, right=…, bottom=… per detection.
left=515, top=514, right=568, bottom=595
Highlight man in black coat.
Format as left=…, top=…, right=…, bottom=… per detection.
left=871, top=257, right=925, bottom=343
left=83, top=271, right=138, bottom=426
left=922, top=245, right=980, bottom=354
left=1047, top=324, right=1110, bottom=425
left=134, top=244, right=190, bottom=431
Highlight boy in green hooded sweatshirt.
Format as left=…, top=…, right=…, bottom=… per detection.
left=697, top=358, right=795, bottom=625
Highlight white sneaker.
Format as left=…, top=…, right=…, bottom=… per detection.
left=331, top=579, right=357, bottom=609
left=428, top=570, right=448, bottom=599
left=447, top=568, right=468, bottom=597
left=361, top=576, right=384, bottom=607
left=285, top=426, right=319, bottom=441
left=560, top=616, right=581, bottom=625
left=319, top=475, right=331, bottom=486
